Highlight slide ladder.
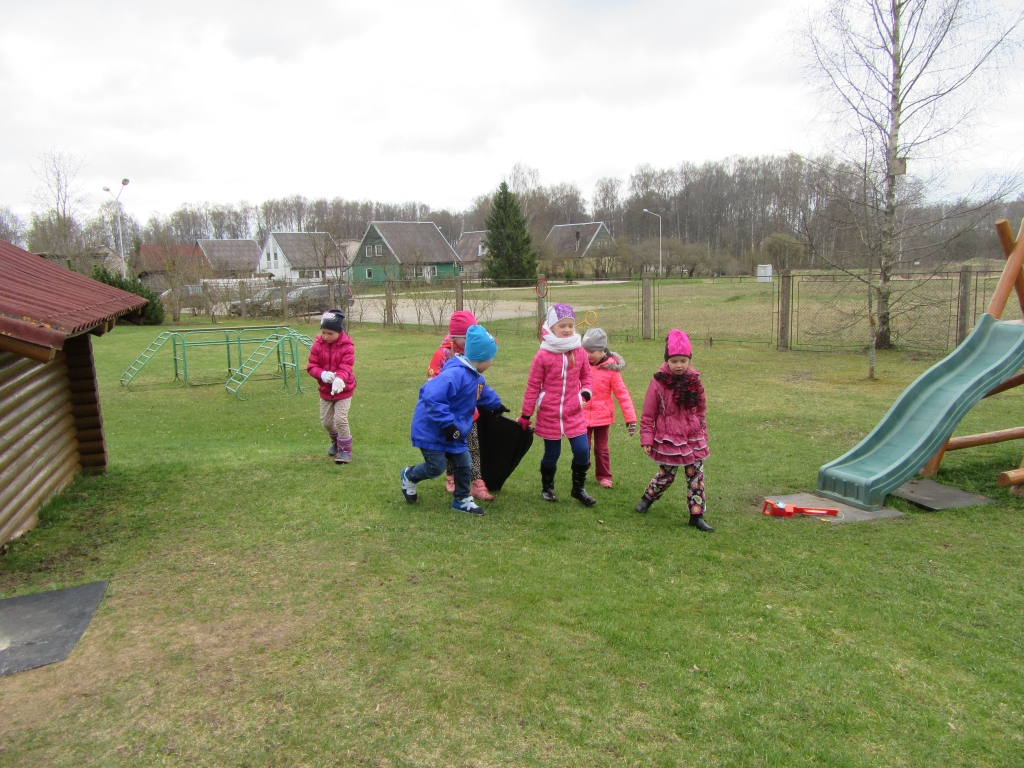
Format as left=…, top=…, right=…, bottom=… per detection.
left=120, top=331, right=175, bottom=386
left=225, top=333, right=304, bottom=400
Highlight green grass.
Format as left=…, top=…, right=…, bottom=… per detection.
left=2, top=324, right=1024, bottom=766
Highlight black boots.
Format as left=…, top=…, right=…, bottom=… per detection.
left=635, top=495, right=654, bottom=514
left=689, top=514, right=714, bottom=532
left=570, top=462, right=597, bottom=507
left=541, top=464, right=558, bottom=502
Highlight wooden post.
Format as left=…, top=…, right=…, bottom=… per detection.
left=994, top=218, right=1024, bottom=316
left=956, top=265, right=971, bottom=346
left=986, top=218, right=1024, bottom=319
left=280, top=279, right=289, bottom=320
left=642, top=273, right=653, bottom=340
left=778, top=269, right=792, bottom=351
left=384, top=280, right=394, bottom=327
left=238, top=281, right=247, bottom=319
left=455, top=276, right=464, bottom=311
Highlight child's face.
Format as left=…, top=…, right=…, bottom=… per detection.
left=667, top=355, right=691, bottom=375
left=320, top=329, right=340, bottom=343
left=451, top=335, right=466, bottom=349
left=551, top=318, right=575, bottom=338
left=586, top=348, right=605, bottom=365
left=472, top=359, right=492, bottom=373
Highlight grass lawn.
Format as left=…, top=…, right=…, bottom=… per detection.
left=1, top=323, right=1023, bottom=766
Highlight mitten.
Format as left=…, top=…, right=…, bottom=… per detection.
left=580, top=389, right=592, bottom=402
left=627, top=422, right=637, bottom=437
left=320, top=370, right=336, bottom=384
left=331, top=377, right=346, bottom=395
left=495, top=404, right=511, bottom=414
left=443, top=425, right=462, bottom=441
left=517, top=416, right=532, bottom=431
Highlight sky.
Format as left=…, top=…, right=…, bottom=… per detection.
left=1, top=0, right=1022, bottom=223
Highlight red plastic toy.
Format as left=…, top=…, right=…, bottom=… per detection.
left=762, top=499, right=840, bottom=518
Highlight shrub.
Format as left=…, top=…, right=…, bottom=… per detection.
left=90, top=266, right=165, bottom=325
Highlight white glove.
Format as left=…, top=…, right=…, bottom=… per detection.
left=320, top=371, right=336, bottom=384
left=331, top=377, right=346, bottom=395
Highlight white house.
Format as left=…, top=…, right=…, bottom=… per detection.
left=260, top=232, right=348, bottom=280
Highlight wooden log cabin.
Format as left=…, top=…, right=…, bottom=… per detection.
left=0, top=239, right=148, bottom=546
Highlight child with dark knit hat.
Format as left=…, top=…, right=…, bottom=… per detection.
left=402, top=325, right=508, bottom=516
left=581, top=328, right=637, bottom=489
left=519, top=303, right=596, bottom=506
left=426, top=310, right=494, bottom=500
left=636, top=329, right=713, bottom=532
left=306, top=309, right=357, bottom=464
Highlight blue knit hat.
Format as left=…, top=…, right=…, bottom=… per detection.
left=464, top=324, right=498, bottom=362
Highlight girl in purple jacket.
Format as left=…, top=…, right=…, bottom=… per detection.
left=636, top=329, right=713, bottom=532
left=519, top=303, right=596, bottom=506
left=306, top=309, right=357, bottom=464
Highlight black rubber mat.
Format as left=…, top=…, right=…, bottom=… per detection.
left=0, top=581, right=108, bottom=677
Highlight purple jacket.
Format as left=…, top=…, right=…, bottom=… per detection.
left=521, top=347, right=593, bottom=440
left=640, top=364, right=708, bottom=465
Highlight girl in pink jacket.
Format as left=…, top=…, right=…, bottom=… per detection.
left=636, top=329, right=713, bottom=532
left=519, top=303, right=596, bottom=506
left=306, top=309, right=357, bottom=464
left=581, top=328, right=637, bottom=489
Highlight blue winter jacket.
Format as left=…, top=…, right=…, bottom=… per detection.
left=411, top=356, right=503, bottom=453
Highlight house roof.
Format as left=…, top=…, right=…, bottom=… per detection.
left=0, top=239, right=148, bottom=352
left=545, top=222, right=612, bottom=257
left=195, top=239, right=261, bottom=273
left=369, top=222, right=460, bottom=265
left=454, top=231, right=487, bottom=264
left=136, top=244, right=204, bottom=275
left=270, top=232, right=346, bottom=270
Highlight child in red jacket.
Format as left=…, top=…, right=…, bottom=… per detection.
left=306, top=309, right=357, bottom=464
left=581, top=328, right=637, bottom=489
left=636, top=329, right=713, bottom=532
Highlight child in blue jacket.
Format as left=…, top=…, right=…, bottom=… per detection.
left=401, top=324, right=507, bottom=515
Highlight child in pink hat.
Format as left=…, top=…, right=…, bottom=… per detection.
left=425, top=310, right=493, bottom=500
left=519, top=303, right=596, bottom=506
left=636, top=329, right=713, bottom=532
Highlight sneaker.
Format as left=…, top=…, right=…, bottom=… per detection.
left=451, top=496, right=485, bottom=515
left=400, top=467, right=418, bottom=503
left=598, top=478, right=613, bottom=489
left=470, top=479, right=494, bottom=500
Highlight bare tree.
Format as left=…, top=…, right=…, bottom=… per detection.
left=801, top=0, right=1024, bottom=357
left=28, top=148, right=89, bottom=265
left=0, top=206, right=25, bottom=246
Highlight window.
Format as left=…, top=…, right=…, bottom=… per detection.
left=374, top=244, right=382, bottom=255
left=365, top=268, right=373, bottom=279
left=458, top=264, right=464, bottom=273
left=366, top=245, right=372, bottom=257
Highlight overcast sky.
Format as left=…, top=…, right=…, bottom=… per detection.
left=2, top=0, right=1022, bottom=222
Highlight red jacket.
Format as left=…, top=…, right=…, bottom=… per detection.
left=640, top=364, right=708, bottom=465
left=306, top=333, right=356, bottom=401
left=582, top=351, right=637, bottom=428
left=521, top=347, right=593, bottom=440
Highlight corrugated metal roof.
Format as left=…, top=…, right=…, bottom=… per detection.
left=0, top=239, right=148, bottom=350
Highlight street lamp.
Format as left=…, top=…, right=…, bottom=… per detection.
left=642, top=208, right=662, bottom=277
left=102, top=178, right=130, bottom=278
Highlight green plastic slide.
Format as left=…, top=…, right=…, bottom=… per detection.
left=817, top=313, right=1024, bottom=510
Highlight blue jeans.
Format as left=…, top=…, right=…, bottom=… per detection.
left=541, top=434, right=590, bottom=468
left=407, top=449, right=472, bottom=498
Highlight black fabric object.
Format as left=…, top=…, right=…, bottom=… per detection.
left=443, top=425, right=461, bottom=441
left=476, top=408, right=535, bottom=491
left=0, top=581, right=108, bottom=677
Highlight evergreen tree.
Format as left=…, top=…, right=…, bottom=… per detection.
left=483, top=181, right=537, bottom=284
left=91, top=265, right=165, bottom=325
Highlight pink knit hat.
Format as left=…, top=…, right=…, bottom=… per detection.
left=449, top=310, right=477, bottom=336
left=665, top=329, right=692, bottom=359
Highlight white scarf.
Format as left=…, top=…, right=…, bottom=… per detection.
left=540, top=316, right=582, bottom=355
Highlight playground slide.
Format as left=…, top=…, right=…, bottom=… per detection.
left=817, top=313, right=1024, bottom=511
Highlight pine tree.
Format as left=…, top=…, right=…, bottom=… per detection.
left=483, top=181, right=537, bottom=284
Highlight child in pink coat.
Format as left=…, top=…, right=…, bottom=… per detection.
left=636, top=329, right=713, bottom=532
left=306, top=309, right=357, bottom=464
left=581, top=328, right=637, bottom=489
left=519, top=303, right=596, bottom=506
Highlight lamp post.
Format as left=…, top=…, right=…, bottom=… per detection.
left=103, top=178, right=130, bottom=277
left=642, top=208, right=662, bottom=276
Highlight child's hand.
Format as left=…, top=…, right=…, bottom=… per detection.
left=642, top=445, right=653, bottom=456
left=627, top=422, right=637, bottom=437
left=320, top=371, right=336, bottom=384
left=517, top=416, right=532, bottom=431
left=443, top=425, right=462, bottom=441
left=331, top=377, right=346, bottom=395
left=580, top=388, right=592, bottom=402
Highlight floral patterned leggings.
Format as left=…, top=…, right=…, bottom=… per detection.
left=643, top=460, right=707, bottom=516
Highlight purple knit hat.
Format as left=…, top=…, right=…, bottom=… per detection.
left=665, top=329, right=692, bottom=360
left=546, top=303, right=575, bottom=326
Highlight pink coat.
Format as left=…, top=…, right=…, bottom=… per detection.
left=582, top=352, right=637, bottom=428
left=640, top=364, right=709, bottom=465
left=306, top=333, right=356, bottom=401
left=521, top=347, right=593, bottom=440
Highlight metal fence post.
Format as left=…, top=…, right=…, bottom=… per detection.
left=957, top=265, right=972, bottom=346
left=642, top=273, right=653, bottom=340
left=778, top=269, right=792, bottom=350
left=455, top=276, right=464, bottom=311
left=238, top=280, right=247, bottom=319
left=280, top=278, right=288, bottom=321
